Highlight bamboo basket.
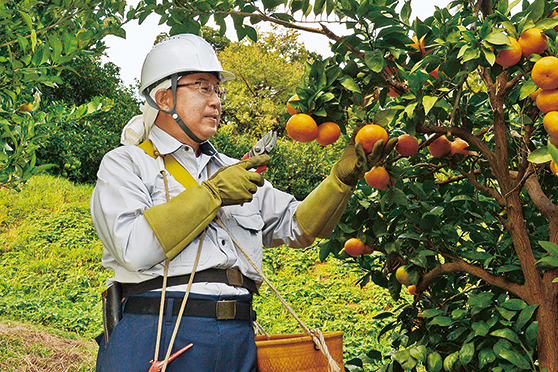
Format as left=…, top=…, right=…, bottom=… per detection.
left=255, top=331, right=344, bottom=372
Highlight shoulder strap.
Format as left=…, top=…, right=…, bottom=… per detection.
left=138, top=140, right=198, bottom=190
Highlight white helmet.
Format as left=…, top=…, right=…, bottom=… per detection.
left=139, top=33, right=235, bottom=97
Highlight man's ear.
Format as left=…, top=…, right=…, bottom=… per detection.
left=155, top=89, right=173, bottom=111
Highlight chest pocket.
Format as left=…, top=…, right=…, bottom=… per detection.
left=220, top=205, right=265, bottom=266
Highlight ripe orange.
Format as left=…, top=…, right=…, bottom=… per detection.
left=344, top=238, right=365, bottom=257
left=408, top=285, right=417, bottom=295
left=495, top=36, right=522, bottom=68
left=355, top=124, right=389, bottom=154
left=395, top=266, right=412, bottom=286
left=450, top=138, right=469, bottom=161
left=543, top=111, right=558, bottom=138
left=364, top=166, right=390, bottom=190
left=396, top=134, right=419, bottom=156
left=286, top=94, right=300, bottom=116
left=550, top=160, right=558, bottom=175
left=316, top=121, right=341, bottom=146
left=518, top=28, right=547, bottom=57
left=532, top=56, right=558, bottom=90
left=427, top=135, right=452, bottom=158
left=536, top=88, right=558, bottom=113
left=286, top=113, right=318, bottom=143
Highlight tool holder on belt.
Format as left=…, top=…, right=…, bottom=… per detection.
left=148, top=141, right=341, bottom=372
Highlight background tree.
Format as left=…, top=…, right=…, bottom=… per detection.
left=130, top=0, right=558, bottom=371
left=0, top=0, right=127, bottom=188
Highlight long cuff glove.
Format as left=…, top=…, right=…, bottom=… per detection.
left=143, top=154, right=270, bottom=260
left=295, top=141, right=367, bottom=241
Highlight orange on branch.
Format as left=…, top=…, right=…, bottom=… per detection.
left=355, top=124, right=389, bottom=154
left=286, top=113, right=318, bottom=143
left=408, top=285, right=417, bottom=295
left=543, top=111, right=558, bottom=138
left=395, top=266, right=412, bottom=286
left=286, top=94, right=300, bottom=116
left=450, top=138, right=470, bottom=161
left=495, top=36, right=522, bottom=67
left=530, top=88, right=542, bottom=101
left=518, top=28, right=547, bottom=57
left=427, top=135, right=452, bottom=158
left=550, top=160, right=558, bottom=175
left=536, top=89, right=558, bottom=113
left=344, top=238, right=365, bottom=257
left=532, top=56, right=558, bottom=90
left=316, top=121, right=341, bottom=146
left=364, top=166, right=391, bottom=190
left=396, top=134, right=419, bottom=156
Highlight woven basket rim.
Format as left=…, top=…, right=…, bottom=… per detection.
left=255, top=330, right=343, bottom=346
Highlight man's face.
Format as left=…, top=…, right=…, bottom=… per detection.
left=173, top=72, right=222, bottom=143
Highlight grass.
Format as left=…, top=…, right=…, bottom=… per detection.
left=0, top=174, right=404, bottom=370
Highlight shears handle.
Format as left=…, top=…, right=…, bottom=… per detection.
left=241, top=152, right=267, bottom=173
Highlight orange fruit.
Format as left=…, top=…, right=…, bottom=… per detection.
left=286, top=113, right=318, bottom=143
left=518, top=28, right=547, bottom=57
left=316, top=121, right=341, bottom=146
left=536, top=89, right=558, bottom=113
left=495, top=36, right=522, bottom=67
left=408, top=285, right=417, bottom=295
left=286, top=94, right=300, bottom=116
left=363, top=244, right=375, bottom=255
left=364, top=166, right=390, bottom=190
left=550, top=160, right=558, bottom=175
left=530, top=87, right=542, bottom=101
left=396, top=134, right=419, bottom=156
left=427, top=135, right=452, bottom=158
left=450, top=138, right=469, bottom=161
left=344, top=238, right=365, bottom=257
left=355, top=124, right=389, bottom=154
left=532, top=56, right=558, bottom=90
left=543, top=111, right=558, bottom=138
left=395, top=266, right=412, bottom=286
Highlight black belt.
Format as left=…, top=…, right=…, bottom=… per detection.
left=124, top=296, right=254, bottom=321
left=121, top=268, right=259, bottom=297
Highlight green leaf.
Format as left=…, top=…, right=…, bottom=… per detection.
left=490, top=328, right=520, bottom=344
left=364, top=50, right=385, bottom=73
left=519, top=79, right=538, bottom=100
left=498, top=349, right=531, bottom=369
left=422, top=96, right=438, bottom=115
left=478, top=348, right=496, bottom=369
left=528, top=147, right=552, bottom=163
left=314, top=0, right=326, bottom=15
left=401, top=1, right=411, bottom=24
left=502, top=298, right=526, bottom=311
left=443, top=352, right=459, bottom=372
left=430, top=316, right=453, bottom=326
left=536, top=255, right=558, bottom=270
left=428, top=352, right=443, bottom=372
left=459, top=343, right=475, bottom=366
left=387, top=187, right=408, bottom=206
left=472, top=321, right=490, bottom=336
left=341, top=76, right=361, bottom=93
left=394, top=349, right=417, bottom=370
left=484, top=32, right=511, bottom=45
left=516, top=304, right=538, bottom=331
left=539, top=241, right=558, bottom=255
left=525, top=322, right=538, bottom=347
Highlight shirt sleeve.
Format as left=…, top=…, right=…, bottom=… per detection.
left=90, top=148, right=167, bottom=273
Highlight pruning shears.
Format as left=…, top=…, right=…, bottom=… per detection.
left=241, top=130, right=277, bottom=173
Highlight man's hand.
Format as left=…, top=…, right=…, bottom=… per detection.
left=203, top=154, right=270, bottom=206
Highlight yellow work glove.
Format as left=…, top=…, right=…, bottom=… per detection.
left=203, top=154, right=270, bottom=205
left=144, top=154, right=270, bottom=260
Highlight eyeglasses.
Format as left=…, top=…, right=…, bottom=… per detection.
left=176, top=80, right=227, bottom=100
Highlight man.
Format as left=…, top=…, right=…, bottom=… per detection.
left=91, top=34, right=369, bottom=372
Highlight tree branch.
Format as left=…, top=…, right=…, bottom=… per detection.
left=418, top=259, right=531, bottom=303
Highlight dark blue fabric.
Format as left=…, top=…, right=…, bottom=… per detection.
left=96, top=292, right=257, bottom=372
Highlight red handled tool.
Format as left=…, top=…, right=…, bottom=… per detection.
left=241, top=130, right=277, bottom=173
left=148, top=343, right=193, bottom=372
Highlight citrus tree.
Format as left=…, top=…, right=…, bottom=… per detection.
left=0, top=0, right=127, bottom=188
left=132, top=0, right=558, bottom=370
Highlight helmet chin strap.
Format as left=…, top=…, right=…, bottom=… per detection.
left=144, top=74, right=204, bottom=144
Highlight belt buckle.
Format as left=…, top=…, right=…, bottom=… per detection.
left=216, top=300, right=237, bottom=320
left=226, top=268, right=244, bottom=287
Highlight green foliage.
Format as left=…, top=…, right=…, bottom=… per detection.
left=38, top=57, right=141, bottom=183
left=0, top=0, right=127, bottom=188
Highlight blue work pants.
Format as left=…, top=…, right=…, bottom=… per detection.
left=96, top=292, right=257, bottom=372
